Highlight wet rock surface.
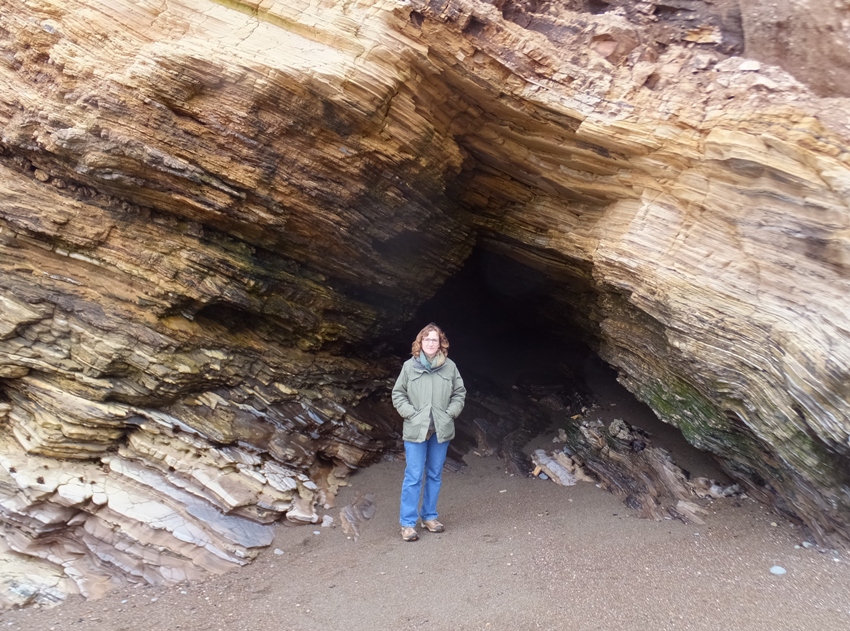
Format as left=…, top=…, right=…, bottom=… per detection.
left=1, top=0, right=850, bottom=607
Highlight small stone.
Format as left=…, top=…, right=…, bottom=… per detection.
left=802, top=541, right=814, bottom=549
left=794, top=545, right=800, bottom=549
left=769, top=566, right=787, bottom=575
left=770, top=522, right=778, bottom=527
left=151, top=597, right=158, bottom=602
left=313, top=530, right=321, bottom=535
left=753, top=76, right=779, bottom=90
left=273, top=548, right=284, bottom=555
left=321, top=515, right=334, bottom=527
left=499, top=489, right=507, bottom=493
left=740, top=60, right=761, bottom=71
left=538, top=473, right=549, bottom=480
left=121, top=600, right=128, bottom=604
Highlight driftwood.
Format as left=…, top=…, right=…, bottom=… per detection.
left=675, top=500, right=709, bottom=525
left=531, top=449, right=595, bottom=485
left=531, top=449, right=577, bottom=485
left=457, top=369, right=595, bottom=478
left=691, top=477, right=744, bottom=499
left=562, top=418, right=716, bottom=523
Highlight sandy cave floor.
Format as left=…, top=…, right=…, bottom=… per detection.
left=3, top=431, right=850, bottom=630
left=2, top=370, right=850, bottom=631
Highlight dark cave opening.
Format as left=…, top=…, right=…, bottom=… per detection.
left=387, top=247, right=726, bottom=481
left=393, top=247, right=576, bottom=385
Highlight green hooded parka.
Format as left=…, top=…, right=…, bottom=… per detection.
left=391, top=353, right=466, bottom=443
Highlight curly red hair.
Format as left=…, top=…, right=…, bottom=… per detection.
left=411, top=322, right=449, bottom=357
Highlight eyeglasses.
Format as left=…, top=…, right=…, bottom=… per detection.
left=422, top=338, right=440, bottom=344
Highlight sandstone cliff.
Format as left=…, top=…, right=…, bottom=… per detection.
left=1, top=0, right=849, bottom=608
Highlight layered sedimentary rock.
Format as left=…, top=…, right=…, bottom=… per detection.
left=1, top=0, right=850, bottom=607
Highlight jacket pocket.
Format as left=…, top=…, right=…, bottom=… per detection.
left=432, top=407, right=455, bottom=441
left=409, top=407, right=429, bottom=424
left=403, top=406, right=430, bottom=442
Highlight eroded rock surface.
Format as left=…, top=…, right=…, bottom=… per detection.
left=1, top=0, right=850, bottom=607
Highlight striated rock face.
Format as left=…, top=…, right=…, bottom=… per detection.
left=1, top=0, right=850, bottom=607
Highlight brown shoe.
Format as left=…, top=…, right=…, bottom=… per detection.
left=400, top=526, right=419, bottom=542
left=422, top=519, right=445, bottom=533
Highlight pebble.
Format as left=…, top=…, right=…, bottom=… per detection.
left=802, top=541, right=814, bottom=549
left=273, top=548, right=284, bottom=555
left=770, top=566, right=787, bottom=575
left=321, top=515, right=334, bottom=527
left=313, top=530, right=321, bottom=535
left=538, top=473, right=549, bottom=480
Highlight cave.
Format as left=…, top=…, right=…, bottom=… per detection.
left=2, top=0, right=850, bottom=612
left=392, top=247, right=570, bottom=389
left=382, top=245, right=729, bottom=489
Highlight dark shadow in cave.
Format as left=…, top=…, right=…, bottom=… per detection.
left=389, top=247, right=727, bottom=481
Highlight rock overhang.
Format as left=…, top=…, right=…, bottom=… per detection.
left=1, top=0, right=850, bottom=607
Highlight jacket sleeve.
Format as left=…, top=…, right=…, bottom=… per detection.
left=391, top=364, right=417, bottom=419
left=445, top=366, right=467, bottom=420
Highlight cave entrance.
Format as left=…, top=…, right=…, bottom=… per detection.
left=390, top=247, right=726, bottom=482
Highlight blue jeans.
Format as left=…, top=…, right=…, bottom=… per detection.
left=399, top=434, right=450, bottom=527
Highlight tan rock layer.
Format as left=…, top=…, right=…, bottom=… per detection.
left=0, top=0, right=849, bottom=607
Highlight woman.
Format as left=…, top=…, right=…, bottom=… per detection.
left=392, top=323, right=467, bottom=542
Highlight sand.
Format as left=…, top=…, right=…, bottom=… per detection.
left=3, top=364, right=850, bottom=631
left=2, top=450, right=849, bottom=631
